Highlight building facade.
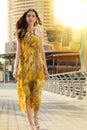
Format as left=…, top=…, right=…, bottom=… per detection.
left=8, top=0, right=55, bottom=44
left=5, top=41, right=17, bottom=53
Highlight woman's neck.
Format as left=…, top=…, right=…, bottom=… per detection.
left=27, top=25, right=35, bottom=31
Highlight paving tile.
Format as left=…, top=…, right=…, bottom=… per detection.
left=0, top=83, right=87, bottom=130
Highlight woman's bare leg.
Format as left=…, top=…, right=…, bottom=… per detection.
left=25, top=103, right=34, bottom=130
left=34, top=110, right=40, bottom=129
left=34, top=110, right=38, bottom=119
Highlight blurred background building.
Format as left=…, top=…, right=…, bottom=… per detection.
left=7, top=0, right=82, bottom=52
left=80, top=27, right=87, bottom=71
left=8, top=0, right=55, bottom=44
left=5, top=41, right=16, bottom=53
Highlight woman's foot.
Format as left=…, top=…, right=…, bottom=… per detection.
left=29, top=122, right=35, bottom=130
left=33, top=118, right=40, bottom=130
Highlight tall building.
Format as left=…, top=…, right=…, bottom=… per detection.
left=5, top=41, right=17, bottom=53
left=8, top=0, right=55, bottom=44
left=62, top=27, right=72, bottom=47
left=43, top=0, right=54, bottom=43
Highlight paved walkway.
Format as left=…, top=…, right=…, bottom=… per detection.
left=0, top=83, right=87, bottom=130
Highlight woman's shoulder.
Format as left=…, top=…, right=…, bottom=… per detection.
left=35, top=27, right=43, bottom=38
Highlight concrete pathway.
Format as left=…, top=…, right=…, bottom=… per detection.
left=0, top=83, right=87, bottom=130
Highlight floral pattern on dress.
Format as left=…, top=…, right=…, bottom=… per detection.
left=17, top=31, right=44, bottom=112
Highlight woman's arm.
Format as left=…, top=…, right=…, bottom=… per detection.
left=39, top=31, right=49, bottom=80
left=13, top=38, right=21, bottom=79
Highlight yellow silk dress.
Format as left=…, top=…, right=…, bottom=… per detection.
left=17, top=30, right=44, bottom=112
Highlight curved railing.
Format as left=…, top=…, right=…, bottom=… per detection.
left=44, top=71, right=87, bottom=99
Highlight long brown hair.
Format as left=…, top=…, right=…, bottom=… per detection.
left=15, top=9, right=42, bottom=40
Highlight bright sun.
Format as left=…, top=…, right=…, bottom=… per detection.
left=54, top=0, right=87, bottom=28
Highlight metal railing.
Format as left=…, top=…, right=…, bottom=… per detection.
left=44, top=71, right=87, bottom=99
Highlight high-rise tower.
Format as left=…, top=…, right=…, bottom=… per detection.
left=8, top=0, right=54, bottom=43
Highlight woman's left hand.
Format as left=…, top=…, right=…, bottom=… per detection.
left=44, top=69, right=49, bottom=80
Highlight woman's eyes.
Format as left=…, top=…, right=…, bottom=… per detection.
left=27, top=15, right=35, bottom=17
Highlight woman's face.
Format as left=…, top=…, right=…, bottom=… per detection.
left=26, top=11, right=37, bottom=26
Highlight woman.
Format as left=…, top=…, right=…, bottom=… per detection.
left=13, top=9, right=49, bottom=130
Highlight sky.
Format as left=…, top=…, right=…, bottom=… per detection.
left=0, top=0, right=8, bottom=54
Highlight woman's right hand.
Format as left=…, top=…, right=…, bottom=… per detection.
left=44, top=69, right=49, bottom=80
left=13, top=69, right=18, bottom=79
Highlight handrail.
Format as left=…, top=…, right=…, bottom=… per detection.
left=44, top=70, right=87, bottom=100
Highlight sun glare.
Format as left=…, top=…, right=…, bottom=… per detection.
left=54, top=0, right=87, bottom=28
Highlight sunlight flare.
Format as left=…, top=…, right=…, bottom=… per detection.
left=54, top=0, right=87, bottom=28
